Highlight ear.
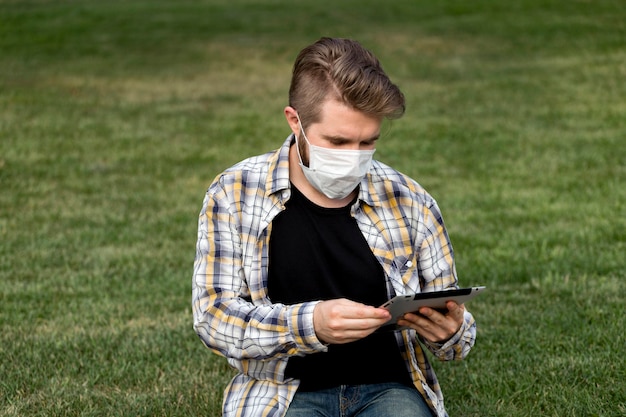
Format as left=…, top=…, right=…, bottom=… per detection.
left=284, top=106, right=300, bottom=137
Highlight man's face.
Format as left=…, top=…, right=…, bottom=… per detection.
left=297, top=99, right=382, bottom=166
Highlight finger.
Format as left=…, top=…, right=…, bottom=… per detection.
left=397, top=315, right=443, bottom=341
left=448, top=302, right=465, bottom=321
left=339, top=312, right=392, bottom=330
left=397, top=312, right=429, bottom=328
left=401, top=320, right=449, bottom=342
left=319, top=318, right=387, bottom=344
left=328, top=300, right=391, bottom=320
left=418, top=306, right=445, bottom=321
left=445, top=301, right=464, bottom=313
left=356, top=306, right=392, bottom=320
left=398, top=312, right=456, bottom=342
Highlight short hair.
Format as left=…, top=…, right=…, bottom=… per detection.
left=288, top=37, right=405, bottom=129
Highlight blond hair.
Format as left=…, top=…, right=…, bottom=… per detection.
left=288, top=37, right=405, bottom=129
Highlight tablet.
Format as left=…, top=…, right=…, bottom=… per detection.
left=379, top=286, right=486, bottom=330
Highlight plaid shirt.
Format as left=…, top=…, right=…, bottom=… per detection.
left=192, top=135, right=476, bottom=417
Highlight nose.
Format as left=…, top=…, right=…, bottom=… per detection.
left=343, top=143, right=361, bottom=151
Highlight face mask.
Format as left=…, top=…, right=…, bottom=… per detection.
left=295, top=116, right=375, bottom=199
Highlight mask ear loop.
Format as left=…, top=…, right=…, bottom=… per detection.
left=295, top=114, right=309, bottom=167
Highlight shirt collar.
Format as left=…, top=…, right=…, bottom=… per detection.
left=265, top=134, right=294, bottom=197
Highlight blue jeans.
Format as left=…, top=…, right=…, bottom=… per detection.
left=284, top=383, right=434, bottom=417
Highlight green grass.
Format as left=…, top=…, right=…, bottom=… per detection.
left=1, top=0, right=625, bottom=416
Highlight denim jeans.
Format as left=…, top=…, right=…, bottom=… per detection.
left=284, top=382, right=434, bottom=417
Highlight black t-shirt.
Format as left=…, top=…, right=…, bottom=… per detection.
left=267, top=185, right=411, bottom=391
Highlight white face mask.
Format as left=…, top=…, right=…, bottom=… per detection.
left=295, top=116, right=375, bottom=199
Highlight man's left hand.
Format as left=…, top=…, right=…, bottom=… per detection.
left=396, top=301, right=465, bottom=343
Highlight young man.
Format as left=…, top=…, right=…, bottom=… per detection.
left=192, top=37, right=476, bottom=417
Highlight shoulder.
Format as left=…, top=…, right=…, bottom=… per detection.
left=208, top=151, right=272, bottom=193
left=209, top=136, right=292, bottom=195
left=367, top=160, right=436, bottom=207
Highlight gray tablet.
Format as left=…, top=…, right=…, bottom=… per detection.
left=379, top=286, right=486, bottom=330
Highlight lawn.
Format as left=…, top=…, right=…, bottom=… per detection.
left=1, top=0, right=625, bottom=416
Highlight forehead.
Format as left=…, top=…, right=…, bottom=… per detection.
left=314, top=99, right=382, bottom=139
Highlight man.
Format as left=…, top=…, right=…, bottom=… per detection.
left=193, top=37, right=476, bottom=417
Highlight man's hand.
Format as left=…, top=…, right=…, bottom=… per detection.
left=397, top=301, right=465, bottom=343
left=313, top=299, right=391, bottom=344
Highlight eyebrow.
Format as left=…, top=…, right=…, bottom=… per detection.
left=321, top=133, right=380, bottom=143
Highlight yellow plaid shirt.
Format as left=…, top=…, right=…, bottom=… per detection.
left=192, top=135, right=476, bottom=417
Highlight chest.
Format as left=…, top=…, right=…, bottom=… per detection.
left=266, top=188, right=387, bottom=306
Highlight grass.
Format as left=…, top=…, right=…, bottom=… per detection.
left=1, top=0, right=625, bottom=416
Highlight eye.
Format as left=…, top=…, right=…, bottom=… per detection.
left=327, top=138, right=350, bottom=146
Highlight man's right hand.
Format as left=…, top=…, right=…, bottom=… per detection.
left=312, top=298, right=392, bottom=344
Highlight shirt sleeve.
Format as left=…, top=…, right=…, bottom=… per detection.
left=192, top=180, right=327, bottom=362
left=417, top=199, right=477, bottom=360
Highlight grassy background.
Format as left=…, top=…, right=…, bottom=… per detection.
left=1, top=0, right=625, bottom=416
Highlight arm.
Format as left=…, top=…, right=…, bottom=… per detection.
left=402, top=199, right=477, bottom=360
left=192, top=181, right=327, bottom=361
